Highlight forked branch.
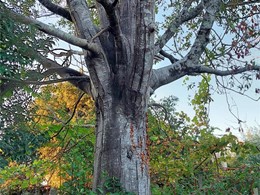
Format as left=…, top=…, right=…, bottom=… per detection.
left=35, top=55, right=92, bottom=94
left=186, top=0, right=221, bottom=62
left=10, top=44, right=92, bottom=95
left=154, top=2, right=204, bottom=54
left=96, top=0, right=123, bottom=54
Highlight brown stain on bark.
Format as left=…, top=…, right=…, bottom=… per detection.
left=130, top=121, right=150, bottom=173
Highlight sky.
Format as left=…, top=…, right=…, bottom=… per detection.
left=152, top=50, right=260, bottom=139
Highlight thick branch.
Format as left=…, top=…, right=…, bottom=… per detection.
left=67, top=0, right=97, bottom=41
left=151, top=0, right=223, bottom=90
left=150, top=59, right=189, bottom=90
left=2, top=5, right=98, bottom=53
left=67, top=0, right=111, bottom=98
left=150, top=61, right=260, bottom=90
left=38, top=0, right=72, bottom=21
left=154, top=2, right=204, bottom=54
left=186, top=0, right=221, bottom=62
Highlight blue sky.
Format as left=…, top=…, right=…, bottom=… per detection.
left=153, top=74, right=260, bottom=133
left=153, top=52, right=260, bottom=138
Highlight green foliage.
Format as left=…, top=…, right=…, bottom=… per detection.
left=1, top=92, right=259, bottom=194
left=170, top=151, right=260, bottom=194
left=0, top=127, right=49, bottom=168
left=1, top=84, right=259, bottom=194
left=58, top=126, right=95, bottom=194
left=0, top=4, right=55, bottom=100
left=0, top=159, right=48, bottom=194
left=191, top=74, right=212, bottom=127
left=148, top=93, right=259, bottom=194
left=93, top=173, right=135, bottom=195
left=0, top=7, right=51, bottom=71
left=0, top=0, right=36, bottom=16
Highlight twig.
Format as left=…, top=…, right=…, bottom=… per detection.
left=51, top=93, right=85, bottom=138
left=0, top=76, right=89, bottom=85
left=91, top=27, right=110, bottom=42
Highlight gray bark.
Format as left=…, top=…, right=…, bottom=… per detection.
left=94, top=99, right=150, bottom=194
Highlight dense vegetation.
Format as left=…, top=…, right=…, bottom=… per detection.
left=0, top=82, right=259, bottom=194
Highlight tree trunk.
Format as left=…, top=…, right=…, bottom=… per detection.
left=67, top=0, right=155, bottom=193
left=93, top=94, right=151, bottom=194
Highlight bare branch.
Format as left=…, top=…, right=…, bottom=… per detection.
left=154, top=2, right=204, bottom=54
left=6, top=44, right=93, bottom=95
left=221, top=77, right=245, bottom=125
left=38, top=0, right=72, bottom=21
left=0, top=75, right=88, bottom=85
left=2, top=5, right=99, bottom=53
left=35, top=56, right=92, bottom=94
left=215, top=76, right=260, bottom=101
left=154, top=54, right=164, bottom=62
left=49, top=48, right=84, bottom=57
left=159, top=50, right=178, bottom=64
left=52, top=92, right=85, bottom=138
left=148, top=103, right=169, bottom=121
left=190, top=64, right=260, bottom=76
left=226, top=0, right=260, bottom=7
left=91, top=27, right=110, bottom=42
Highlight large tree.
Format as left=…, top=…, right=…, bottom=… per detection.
left=0, top=0, right=259, bottom=193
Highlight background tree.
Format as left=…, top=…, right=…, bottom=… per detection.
left=1, top=0, right=259, bottom=193
left=148, top=96, right=259, bottom=194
